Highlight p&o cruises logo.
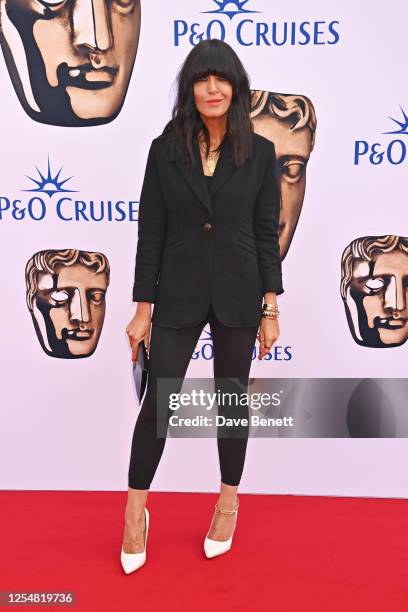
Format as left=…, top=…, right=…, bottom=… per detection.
left=0, top=157, right=138, bottom=222
left=354, top=107, right=408, bottom=166
left=192, top=328, right=293, bottom=361
left=174, top=0, right=340, bottom=47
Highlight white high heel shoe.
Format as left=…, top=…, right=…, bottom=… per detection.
left=121, top=507, right=149, bottom=574
left=204, top=497, right=239, bottom=559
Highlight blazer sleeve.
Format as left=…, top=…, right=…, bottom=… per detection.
left=132, top=138, right=167, bottom=303
left=253, top=142, right=284, bottom=296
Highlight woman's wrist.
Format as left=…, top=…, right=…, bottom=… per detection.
left=261, top=292, right=279, bottom=319
left=263, top=291, right=277, bottom=305
left=136, top=302, right=152, bottom=314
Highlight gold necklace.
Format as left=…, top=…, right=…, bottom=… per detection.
left=199, top=142, right=220, bottom=175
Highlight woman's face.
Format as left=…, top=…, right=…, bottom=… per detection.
left=193, top=74, right=233, bottom=120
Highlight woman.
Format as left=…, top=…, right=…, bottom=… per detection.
left=121, top=38, right=283, bottom=573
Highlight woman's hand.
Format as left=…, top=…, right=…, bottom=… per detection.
left=257, top=317, right=280, bottom=360
left=126, top=303, right=152, bottom=362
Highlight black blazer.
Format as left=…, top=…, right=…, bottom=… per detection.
left=132, top=131, right=284, bottom=328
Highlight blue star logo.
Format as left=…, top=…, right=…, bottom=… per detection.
left=22, top=156, right=78, bottom=198
left=383, top=106, right=408, bottom=135
left=201, top=0, right=260, bottom=20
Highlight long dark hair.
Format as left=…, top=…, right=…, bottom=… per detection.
left=162, top=38, right=253, bottom=169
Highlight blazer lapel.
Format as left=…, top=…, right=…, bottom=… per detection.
left=208, top=136, right=236, bottom=199
left=174, top=135, right=237, bottom=218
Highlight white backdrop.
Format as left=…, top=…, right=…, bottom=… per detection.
left=1, top=0, right=407, bottom=496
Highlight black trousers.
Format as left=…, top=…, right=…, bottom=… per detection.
left=128, top=299, right=259, bottom=489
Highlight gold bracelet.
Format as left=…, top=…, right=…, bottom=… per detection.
left=261, top=310, right=279, bottom=319
left=262, top=304, right=279, bottom=316
left=261, top=311, right=279, bottom=319
left=262, top=303, right=279, bottom=311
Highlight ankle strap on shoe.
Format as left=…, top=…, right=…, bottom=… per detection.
left=214, top=497, right=239, bottom=516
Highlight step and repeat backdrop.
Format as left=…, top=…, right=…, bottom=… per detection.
left=0, top=0, right=407, bottom=496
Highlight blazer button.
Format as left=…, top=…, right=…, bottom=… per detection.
left=202, top=222, right=212, bottom=231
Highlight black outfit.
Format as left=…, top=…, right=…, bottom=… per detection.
left=128, top=135, right=283, bottom=489
left=132, top=131, right=283, bottom=328
left=128, top=294, right=258, bottom=489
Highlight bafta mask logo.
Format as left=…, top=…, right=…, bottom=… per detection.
left=250, top=90, right=317, bottom=260
left=340, top=236, right=408, bottom=348
left=0, top=0, right=141, bottom=127
left=25, top=249, right=110, bottom=358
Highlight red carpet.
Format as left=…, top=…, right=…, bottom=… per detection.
left=1, top=491, right=407, bottom=611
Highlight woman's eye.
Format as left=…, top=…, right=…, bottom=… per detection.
left=197, top=76, right=227, bottom=82
left=365, top=278, right=385, bottom=291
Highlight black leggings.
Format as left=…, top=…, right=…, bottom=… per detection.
left=128, top=300, right=259, bottom=489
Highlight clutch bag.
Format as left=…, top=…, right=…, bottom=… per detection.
left=132, top=341, right=149, bottom=404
